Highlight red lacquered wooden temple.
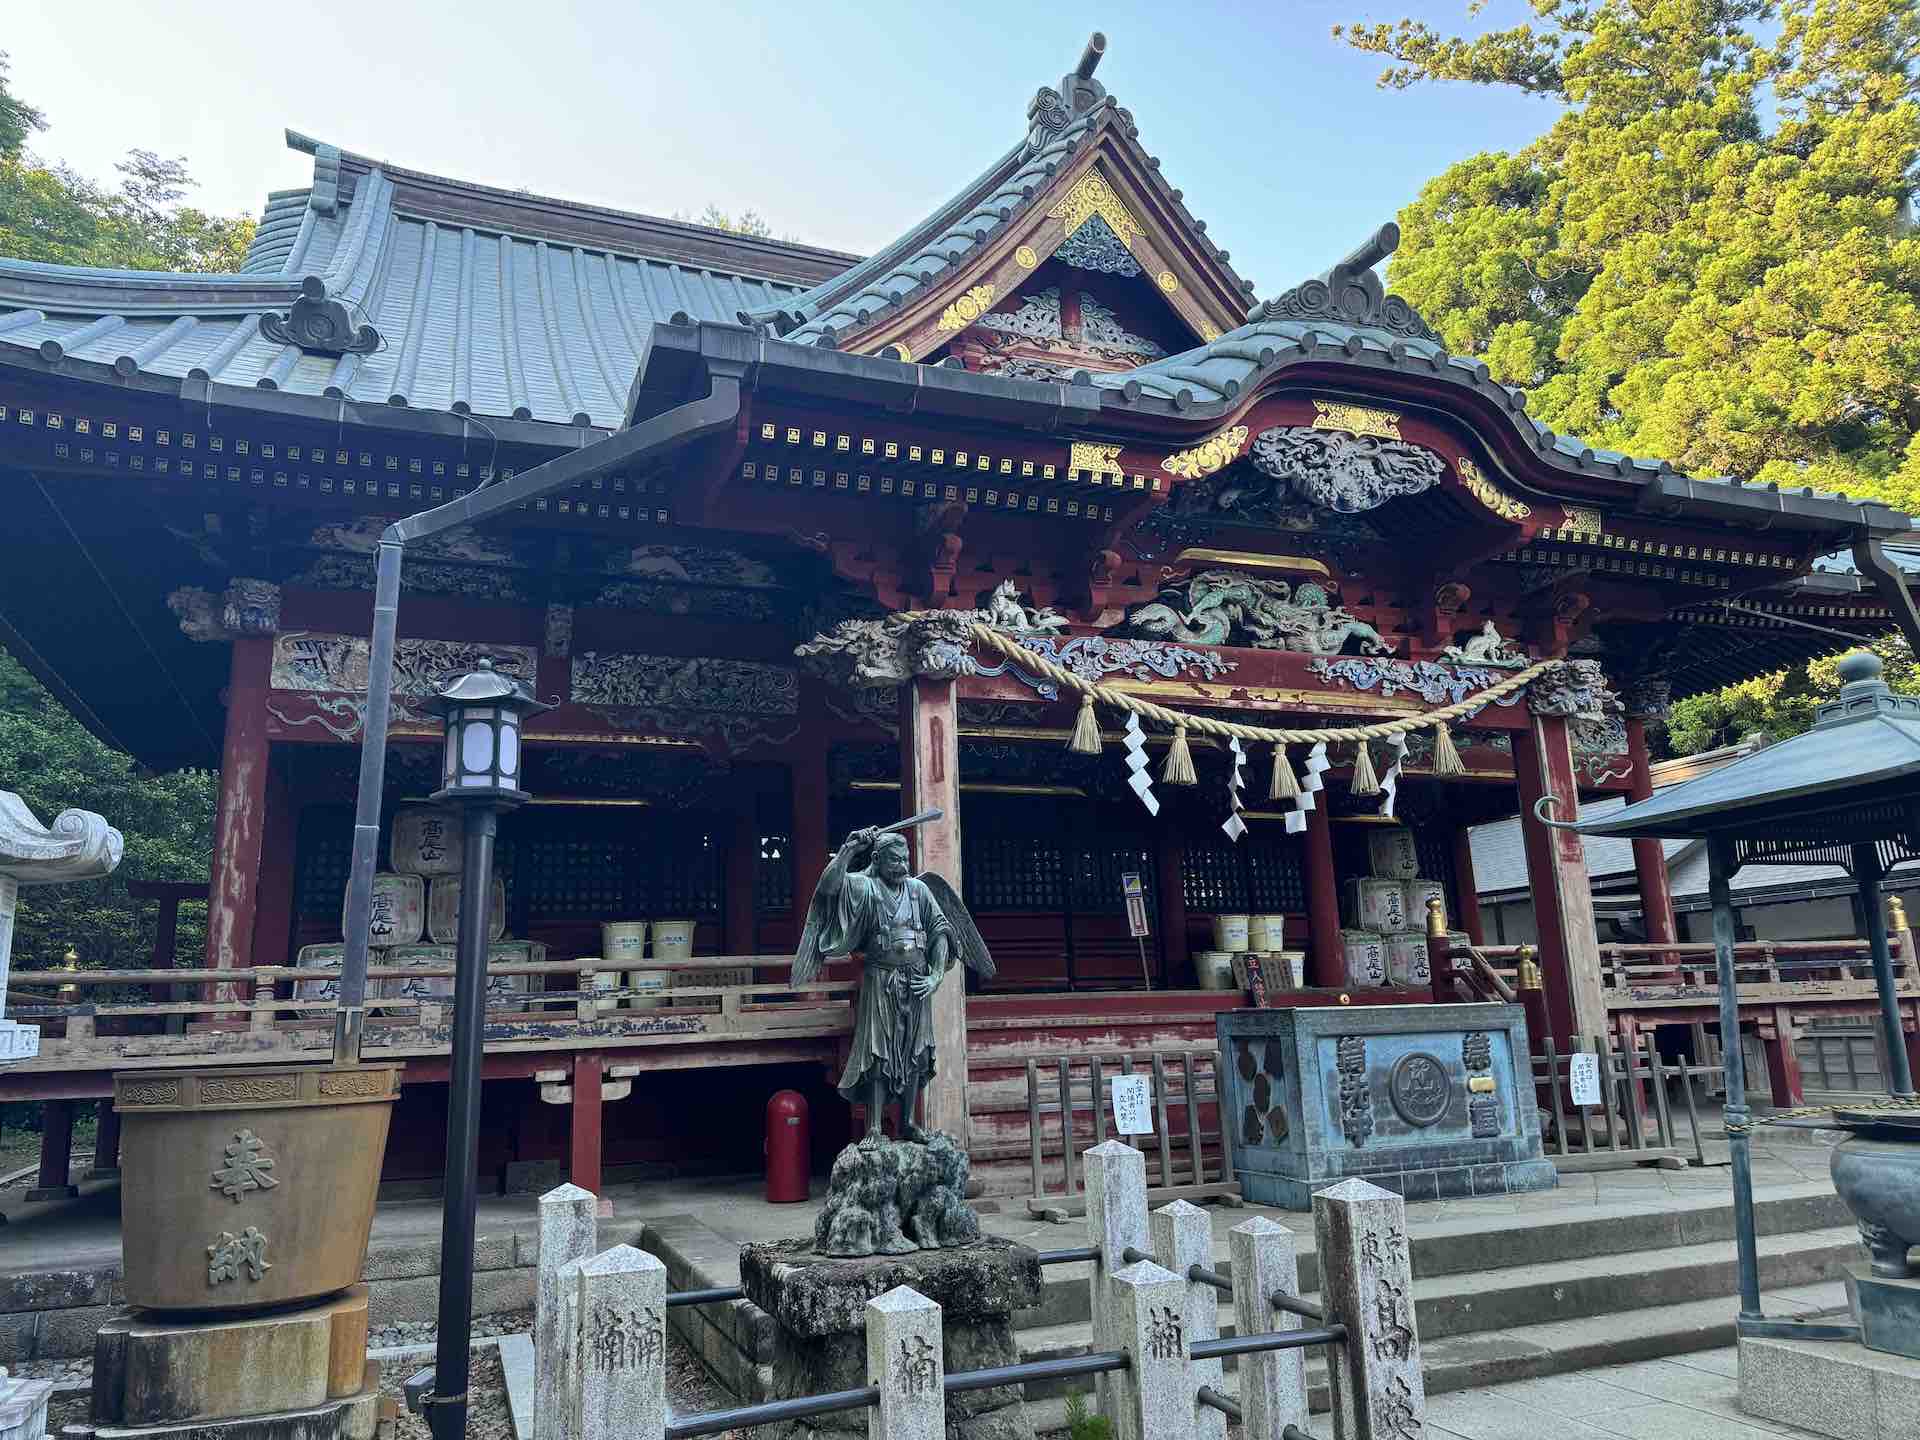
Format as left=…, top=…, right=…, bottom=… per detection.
left=3, top=34, right=1918, bottom=1198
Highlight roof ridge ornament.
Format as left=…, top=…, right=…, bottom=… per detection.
left=1248, top=223, right=1441, bottom=343
left=259, top=276, right=381, bottom=357
left=1024, top=32, right=1109, bottom=155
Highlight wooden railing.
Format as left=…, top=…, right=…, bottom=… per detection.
left=0, top=954, right=855, bottom=1077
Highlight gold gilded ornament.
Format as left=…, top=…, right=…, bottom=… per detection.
left=1199, top=322, right=1221, bottom=342
left=936, top=284, right=996, bottom=333
left=1456, top=457, right=1534, bottom=522
left=1014, top=244, right=1039, bottom=270
left=1557, top=503, right=1602, bottom=538
left=1311, top=399, right=1402, bottom=441
left=1068, top=441, right=1125, bottom=479
left=1157, top=270, right=1178, bottom=293
left=1161, top=425, right=1249, bottom=480
left=1047, top=172, right=1140, bottom=250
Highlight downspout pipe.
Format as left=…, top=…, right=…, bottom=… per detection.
left=1851, top=532, right=1920, bottom=655
left=333, top=339, right=746, bottom=1062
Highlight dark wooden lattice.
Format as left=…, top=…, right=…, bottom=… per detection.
left=293, top=806, right=355, bottom=921
left=1246, top=835, right=1307, bottom=912
left=965, top=828, right=1068, bottom=912
left=1409, top=822, right=1459, bottom=916
left=1183, top=840, right=1251, bottom=914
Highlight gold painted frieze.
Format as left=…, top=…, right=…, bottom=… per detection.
left=1455, top=457, right=1534, bottom=522
left=1311, top=400, right=1402, bottom=441
left=1161, top=425, right=1249, bottom=480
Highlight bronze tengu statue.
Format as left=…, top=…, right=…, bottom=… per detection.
left=793, top=811, right=994, bottom=1255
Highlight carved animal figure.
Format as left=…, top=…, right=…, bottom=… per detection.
left=984, top=580, right=1068, bottom=634
left=1124, top=570, right=1392, bottom=656
left=1126, top=601, right=1232, bottom=646
left=1441, top=621, right=1528, bottom=668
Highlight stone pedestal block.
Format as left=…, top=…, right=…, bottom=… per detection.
left=66, top=1365, right=380, bottom=1440
left=739, top=1237, right=1041, bottom=1440
left=1740, top=1334, right=1920, bottom=1439
left=91, top=1286, right=369, bottom=1428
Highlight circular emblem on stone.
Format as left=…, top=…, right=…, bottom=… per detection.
left=1015, top=244, right=1040, bottom=270
left=1388, top=1052, right=1453, bottom=1128
left=1157, top=269, right=1179, bottom=293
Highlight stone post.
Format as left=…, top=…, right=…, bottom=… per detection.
left=1313, top=1179, right=1426, bottom=1440
left=1084, top=1140, right=1149, bottom=1417
left=869, top=1285, right=943, bottom=1440
left=1109, top=1260, right=1193, bottom=1440
left=1230, top=1217, right=1305, bottom=1440
left=565, top=1245, right=668, bottom=1440
left=1150, top=1201, right=1219, bottom=1440
left=534, top=1183, right=599, bottom=1440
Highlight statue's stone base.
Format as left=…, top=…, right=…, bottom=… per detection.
left=81, top=1286, right=374, bottom=1440
left=739, top=1237, right=1041, bottom=1440
left=1739, top=1333, right=1920, bottom=1438
left=812, top=1134, right=980, bottom=1258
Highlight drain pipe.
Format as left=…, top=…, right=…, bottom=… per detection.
left=334, top=354, right=746, bottom=1063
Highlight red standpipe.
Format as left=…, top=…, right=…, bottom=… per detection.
left=765, top=1089, right=811, bottom=1204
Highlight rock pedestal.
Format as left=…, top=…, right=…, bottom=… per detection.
left=813, top=1135, right=980, bottom=1258
left=75, top=1285, right=380, bottom=1440
left=739, top=1237, right=1041, bottom=1440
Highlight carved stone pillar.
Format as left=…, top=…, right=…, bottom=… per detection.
left=1621, top=677, right=1679, bottom=951
left=167, top=581, right=281, bottom=982
left=1515, top=661, right=1611, bottom=1044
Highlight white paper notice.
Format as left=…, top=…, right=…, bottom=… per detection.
left=1111, top=1074, right=1153, bottom=1135
left=1568, top=1052, right=1602, bottom=1108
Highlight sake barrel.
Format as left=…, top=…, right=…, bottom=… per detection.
left=1211, top=914, right=1252, bottom=952
left=1341, top=929, right=1388, bottom=988
left=1367, top=827, right=1419, bottom=879
left=1344, top=877, right=1407, bottom=932
left=1386, top=932, right=1431, bottom=988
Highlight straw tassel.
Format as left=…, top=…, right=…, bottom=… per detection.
left=1067, top=694, right=1102, bottom=755
left=1269, top=743, right=1301, bottom=801
left=1349, top=739, right=1381, bottom=796
left=1430, top=721, right=1466, bottom=778
left=1161, top=723, right=1198, bottom=785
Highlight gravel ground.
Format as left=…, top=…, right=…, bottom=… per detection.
left=370, top=1307, right=533, bottom=1352
left=381, top=1346, right=510, bottom=1440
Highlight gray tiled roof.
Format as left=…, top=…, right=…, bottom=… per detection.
left=0, top=137, right=838, bottom=430
left=1470, top=795, right=1693, bottom=898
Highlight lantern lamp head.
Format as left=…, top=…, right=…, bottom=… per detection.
left=422, top=658, right=554, bottom=806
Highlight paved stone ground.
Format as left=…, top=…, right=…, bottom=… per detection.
left=1424, top=1347, right=1826, bottom=1439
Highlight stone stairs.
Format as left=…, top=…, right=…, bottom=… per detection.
left=1011, top=1185, right=1861, bottom=1426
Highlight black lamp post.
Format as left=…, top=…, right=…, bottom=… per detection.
left=414, top=658, right=551, bottom=1440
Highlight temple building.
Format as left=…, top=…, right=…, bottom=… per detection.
left=3, top=35, right=1917, bottom=1193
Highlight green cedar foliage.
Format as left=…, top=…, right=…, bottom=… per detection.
left=1335, top=1, right=1920, bottom=508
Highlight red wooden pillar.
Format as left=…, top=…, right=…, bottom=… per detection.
left=1303, top=803, right=1342, bottom=987
left=569, top=1053, right=603, bottom=1195
left=1155, top=828, right=1190, bottom=988
left=207, top=635, right=274, bottom=980
left=1763, top=1006, right=1807, bottom=1107
left=249, top=754, right=297, bottom=972
left=902, top=676, right=968, bottom=1143
left=1623, top=707, right=1679, bottom=954
left=87, top=1099, right=121, bottom=1181
left=1450, top=824, right=1484, bottom=946
left=1514, top=713, right=1608, bottom=1044
left=27, top=1099, right=77, bottom=1202
left=726, top=802, right=759, bottom=954
left=789, top=681, right=831, bottom=933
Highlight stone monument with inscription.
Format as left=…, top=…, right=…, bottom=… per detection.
left=1217, top=1003, right=1555, bottom=1208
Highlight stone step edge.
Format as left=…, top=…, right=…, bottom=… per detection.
left=1015, top=1225, right=1858, bottom=1350
left=1021, top=1280, right=1852, bottom=1429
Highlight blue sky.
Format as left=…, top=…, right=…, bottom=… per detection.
left=6, top=1, right=1554, bottom=290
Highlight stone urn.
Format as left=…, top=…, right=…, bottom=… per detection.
left=114, top=1064, right=401, bottom=1312
left=1828, top=1109, right=1920, bottom=1278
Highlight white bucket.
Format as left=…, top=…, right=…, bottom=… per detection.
left=627, top=970, right=669, bottom=1011
left=1280, top=951, right=1306, bottom=989
left=652, top=919, right=697, bottom=962
left=1194, top=951, right=1237, bottom=991
left=601, top=922, right=649, bottom=965
left=1211, top=914, right=1251, bottom=952
left=1248, top=914, right=1287, bottom=951
left=582, top=962, right=619, bottom=1012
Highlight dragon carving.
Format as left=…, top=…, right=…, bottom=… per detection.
left=1122, top=570, right=1393, bottom=656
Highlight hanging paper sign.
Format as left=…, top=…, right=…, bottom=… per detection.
left=1121, top=873, right=1150, bottom=938
left=1111, top=1073, right=1153, bottom=1135
left=1568, top=1052, right=1602, bottom=1108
